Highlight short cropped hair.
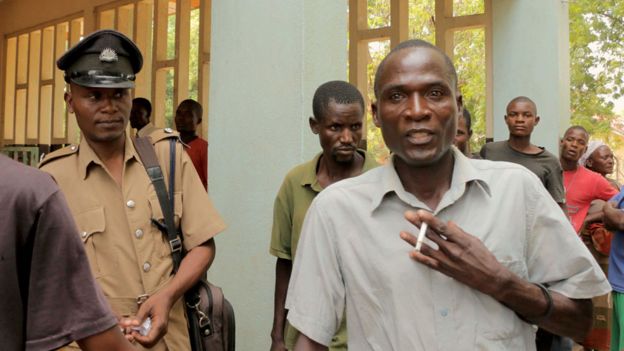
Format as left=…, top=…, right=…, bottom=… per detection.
left=374, top=39, right=458, bottom=98
left=564, top=125, right=589, bottom=139
left=312, top=80, right=365, bottom=120
left=507, top=96, right=537, bottom=115
left=178, top=99, right=203, bottom=118
left=133, top=97, right=152, bottom=117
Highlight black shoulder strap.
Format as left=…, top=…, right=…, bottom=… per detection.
left=132, top=136, right=183, bottom=273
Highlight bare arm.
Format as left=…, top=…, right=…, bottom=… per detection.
left=294, top=333, right=328, bottom=351
left=582, top=199, right=606, bottom=229
left=604, top=201, right=624, bottom=231
left=271, top=258, right=293, bottom=351
left=131, top=238, right=216, bottom=347
left=77, top=326, right=136, bottom=351
left=401, top=210, right=593, bottom=340
left=495, top=275, right=592, bottom=338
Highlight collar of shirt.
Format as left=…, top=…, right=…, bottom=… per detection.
left=78, top=133, right=142, bottom=180
left=299, top=149, right=375, bottom=193
left=300, top=152, right=323, bottom=193
left=370, top=147, right=491, bottom=214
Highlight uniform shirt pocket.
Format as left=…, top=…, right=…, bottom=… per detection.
left=75, top=206, right=118, bottom=278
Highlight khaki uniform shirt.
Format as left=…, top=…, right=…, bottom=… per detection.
left=137, top=123, right=158, bottom=137
left=40, top=130, right=226, bottom=351
left=270, top=150, right=379, bottom=350
left=286, top=148, right=610, bottom=350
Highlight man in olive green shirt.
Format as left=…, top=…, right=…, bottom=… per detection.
left=269, top=81, right=379, bottom=351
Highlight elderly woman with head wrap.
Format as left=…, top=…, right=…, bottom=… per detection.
left=580, top=140, right=620, bottom=190
left=578, top=141, right=619, bottom=351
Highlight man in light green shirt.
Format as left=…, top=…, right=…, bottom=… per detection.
left=269, top=81, right=379, bottom=351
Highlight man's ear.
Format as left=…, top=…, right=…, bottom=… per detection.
left=586, top=158, right=594, bottom=168
left=535, top=115, right=540, bottom=125
left=64, top=91, right=74, bottom=114
left=309, top=116, right=320, bottom=134
left=372, top=102, right=381, bottom=127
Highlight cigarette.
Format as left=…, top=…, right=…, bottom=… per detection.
left=415, top=222, right=428, bottom=252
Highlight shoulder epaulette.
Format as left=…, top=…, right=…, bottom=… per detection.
left=39, top=144, right=79, bottom=167
left=150, top=127, right=180, bottom=145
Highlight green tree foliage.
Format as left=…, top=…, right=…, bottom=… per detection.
left=569, top=0, right=624, bottom=146
left=452, top=0, right=486, bottom=153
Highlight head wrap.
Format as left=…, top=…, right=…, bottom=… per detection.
left=579, top=140, right=606, bottom=166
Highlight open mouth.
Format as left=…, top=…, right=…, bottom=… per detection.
left=565, top=149, right=578, bottom=158
left=406, top=130, right=434, bottom=145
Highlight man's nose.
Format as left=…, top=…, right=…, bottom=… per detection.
left=405, top=95, right=430, bottom=121
left=340, top=128, right=354, bottom=143
left=101, top=96, right=118, bottom=112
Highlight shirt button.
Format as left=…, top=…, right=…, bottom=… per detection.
left=440, top=308, right=449, bottom=317
left=126, top=200, right=135, bottom=208
left=143, top=262, right=151, bottom=272
left=135, top=229, right=144, bottom=239
left=81, top=231, right=87, bottom=239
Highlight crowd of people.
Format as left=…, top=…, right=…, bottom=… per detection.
left=455, top=94, right=622, bottom=351
left=3, top=28, right=624, bottom=351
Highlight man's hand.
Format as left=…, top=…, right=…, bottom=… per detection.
left=117, top=316, right=138, bottom=343
left=603, top=201, right=624, bottom=232
left=400, top=210, right=594, bottom=340
left=129, top=291, right=174, bottom=348
left=400, top=210, right=511, bottom=298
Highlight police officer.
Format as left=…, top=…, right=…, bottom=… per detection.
left=40, top=30, right=226, bottom=350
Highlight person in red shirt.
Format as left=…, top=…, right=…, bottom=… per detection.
left=560, top=125, right=618, bottom=233
left=175, top=99, right=208, bottom=190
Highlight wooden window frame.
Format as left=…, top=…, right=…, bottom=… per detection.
left=2, top=14, right=83, bottom=146
left=348, top=0, right=493, bottom=140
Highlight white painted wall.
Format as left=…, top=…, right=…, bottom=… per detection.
left=207, top=1, right=348, bottom=349
left=492, top=0, right=570, bottom=154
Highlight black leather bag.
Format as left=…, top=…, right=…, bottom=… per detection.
left=133, top=136, right=235, bottom=351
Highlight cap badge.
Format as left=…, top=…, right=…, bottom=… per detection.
left=99, top=48, right=118, bottom=63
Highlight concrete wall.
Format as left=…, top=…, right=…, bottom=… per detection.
left=492, top=0, right=570, bottom=154
left=207, top=1, right=347, bottom=349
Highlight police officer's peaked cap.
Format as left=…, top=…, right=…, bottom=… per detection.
left=57, top=29, right=143, bottom=89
